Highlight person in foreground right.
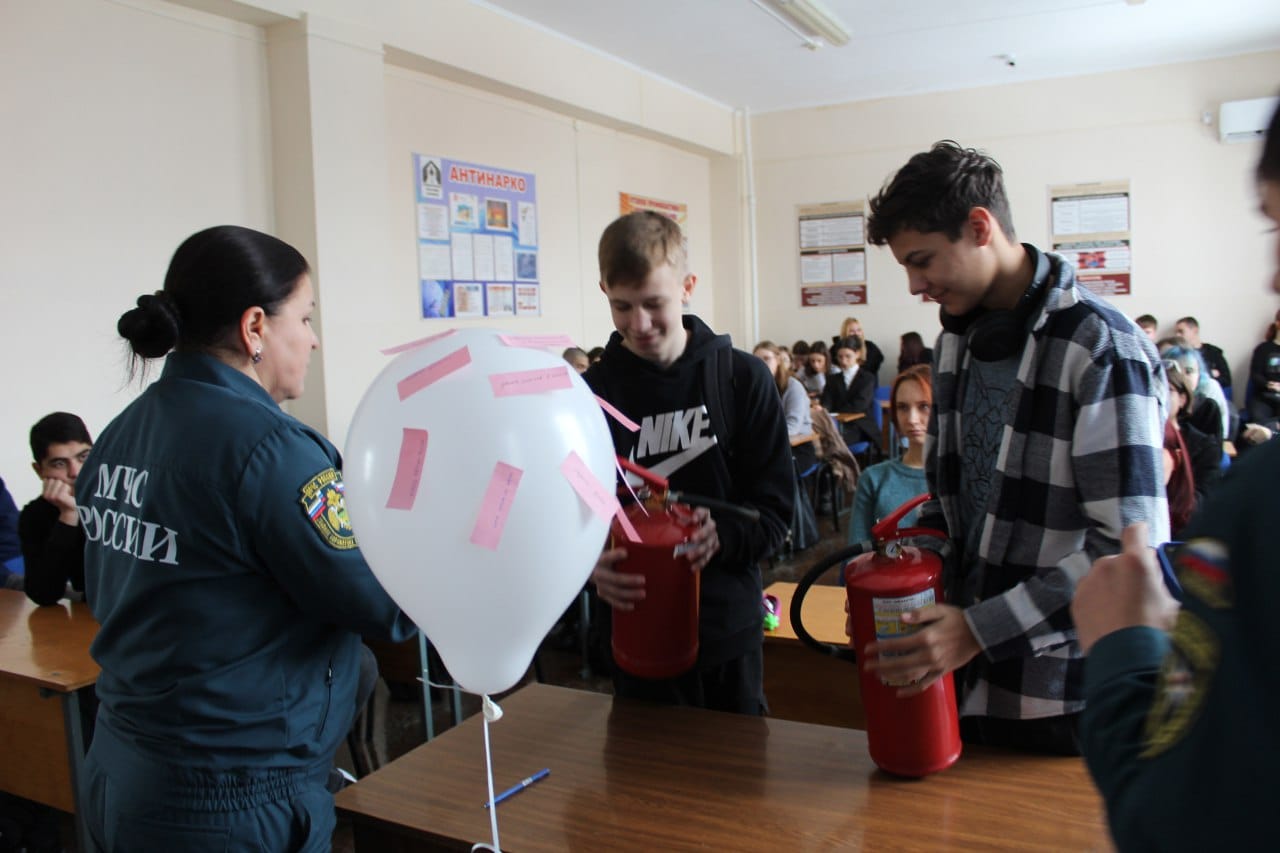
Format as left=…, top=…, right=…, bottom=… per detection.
left=1071, top=98, right=1280, bottom=851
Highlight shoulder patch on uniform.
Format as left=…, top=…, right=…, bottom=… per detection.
left=299, top=468, right=357, bottom=550
left=1175, top=538, right=1233, bottom=609
left=1140, top=610, right=1219, bottom=759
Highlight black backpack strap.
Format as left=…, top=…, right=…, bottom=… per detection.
left=702, top=346, right=736, bottom=458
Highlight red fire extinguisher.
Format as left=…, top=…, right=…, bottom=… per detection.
left=790, top=493, right=962, bottom=777
left=608, top=457, right=759, bottom=679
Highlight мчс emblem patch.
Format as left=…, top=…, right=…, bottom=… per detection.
left=1140, top=610, right=1219, bottom=759
left=299, top=468, right=357, bottom=550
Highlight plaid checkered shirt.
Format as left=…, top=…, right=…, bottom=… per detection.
left=924, top=249, right=1169, bottom=720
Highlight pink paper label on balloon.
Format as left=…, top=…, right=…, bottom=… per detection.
left=397, top=346, right=471, bottom=400
left=614, top=507, right=641, bottom=543
left=381, top=329, right=455, bottom=355
left=469, top=461, right=522, bottom=550
left=595, top=395, right=640, bottom=432
left=498, top=333, right=576, bottom=349
left=489, top=366, right=573, bottom=397
left=386, top=428, right=429, bottom=510
left=560, top=451, right=621, bottom=521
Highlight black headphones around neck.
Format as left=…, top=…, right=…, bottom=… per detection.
left=938, top=257, right=1055, bottom=362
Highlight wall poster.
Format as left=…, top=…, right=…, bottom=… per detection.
left=1050, top=181, right=1131, bottom=296
left=798, top=201, right=866, bottom=307
left=414, top=154, right=540, bottom=318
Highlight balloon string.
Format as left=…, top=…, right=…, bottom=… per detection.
left=472, top=695, right=502, bottom=853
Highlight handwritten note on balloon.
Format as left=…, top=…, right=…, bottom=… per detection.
left=381, top=328, right=456, bottom=356
left=498, top=333, right=576, bottom=349
left=386, top=428, right=429, bottom=510
left=489, top=366, right=572, bottom=397
left=398, top=346, right=471, bottom=400
left=470, top=461, right=523, bottom=550
left=595, top=395, right=640, bottom=432
left=561, top=451, right=639, bottom=542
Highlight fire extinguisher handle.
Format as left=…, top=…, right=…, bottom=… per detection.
left=788, top=540, right=871, bottom=665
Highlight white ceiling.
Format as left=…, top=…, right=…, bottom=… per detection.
left=474, top=0, right=1280, bottom=114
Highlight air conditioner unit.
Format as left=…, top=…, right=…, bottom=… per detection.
left=1219, top=96, right=1279, bottom=144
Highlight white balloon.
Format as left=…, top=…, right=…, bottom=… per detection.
left=344, top=328, right=614, bottom=695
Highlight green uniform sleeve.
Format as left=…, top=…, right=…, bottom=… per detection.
left=237, top=424, right=416, bottom=642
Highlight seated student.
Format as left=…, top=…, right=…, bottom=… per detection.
left=821, top=338, right=879, bottom=456
left=0, top=477, right=23, bottom=589
left=1164, top=344, right=1230, bottom=441
left=835, top=317, right=884, bottom=382
left=791, top=339, right=811, bottom=377
left=1175, top=315, right=1232, bottom=395
left=1246, top=311, right=1280, bottom=424
left=847, top=365, right=931, bottom=544
left=753, top=340, right=816, bottom=470
left=1133, top=313, right=1159, bottom=343
left=896, top=331, right=933, bottom=372
left=798, top=341, right=829, bottom=397
left=1166, top=363, right=1222, bottom=502
left=562, top=346, right=590, bottom=374
left=20, top=413, right=92, bottom=606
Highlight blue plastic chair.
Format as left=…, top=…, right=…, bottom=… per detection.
left=847, top=389, right=887, bottom=463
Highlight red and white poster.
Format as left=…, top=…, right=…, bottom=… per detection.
left=798, top=201, right=866, bottom=307
left=1050, top=181, right=1132, bottom=296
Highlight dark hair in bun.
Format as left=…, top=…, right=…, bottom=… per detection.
left=117, top=291, right=182, bottom=360
left=118, top=225, right=309, bottom=378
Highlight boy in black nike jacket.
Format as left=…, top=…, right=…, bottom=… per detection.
left=585, top=211, right=793, bottom=714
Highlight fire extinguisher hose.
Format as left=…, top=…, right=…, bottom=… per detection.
left=788, top=541, right=874, bottom=664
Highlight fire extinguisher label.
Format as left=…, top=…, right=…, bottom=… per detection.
left=873, top=590, right=936, bottom=687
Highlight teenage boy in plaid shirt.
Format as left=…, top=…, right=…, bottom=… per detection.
left=861, top=141, right=1168, bottom=754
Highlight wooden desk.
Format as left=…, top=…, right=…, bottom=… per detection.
left=789, top=432, right=817, bottom=447
left=834, top=411, right=865, bottom=423
left=764, top=581, right=864, bottom=729
left=0, top=590, right=98, bottom=849
left=336, top=683, right=1111, bottom=852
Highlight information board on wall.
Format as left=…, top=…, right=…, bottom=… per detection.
left=414, top=154, right=540, bottom=318
left=1050, top=181, right=1131, bottom=296
left=798, top=201, right=866, bottom=307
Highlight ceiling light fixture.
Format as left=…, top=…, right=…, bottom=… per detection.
left=753, top=0, right=851, bottom=48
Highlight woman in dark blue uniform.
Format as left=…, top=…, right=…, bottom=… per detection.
left=1072, top=100, right=1280, bottom=850
left=78, top=226, right=416, bottom=851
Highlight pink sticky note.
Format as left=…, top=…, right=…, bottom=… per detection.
left=397, top=346, right=471, bottom=401
left=469, top=461, right=523, bottom=550
left=385, top=428, right=429, bottom=510
left=560, top=451, right=620, bottom=521
left=498, top=334, right=576, bottom=349
left=381, top=329, right=455, bottom=355
left=489, top=366, right=573, bottom=397
left=614, top=507, right=641, bottom=543
left=595, top=395, right=640, bottom=432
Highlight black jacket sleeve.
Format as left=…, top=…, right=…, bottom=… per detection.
left=863, top=340, right=884, bottom=379
left=713, top=354, right=794, bottom=571
left=19, top=500, right=85, bottom=606
left=1201, top=343, right=1231, bottom=391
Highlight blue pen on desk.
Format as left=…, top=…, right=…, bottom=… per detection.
left=483, top=768, right=550, bottom=809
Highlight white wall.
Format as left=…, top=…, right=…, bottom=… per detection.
left=747, top=51, right=1280, bottom=392
left=0, top=0, right=275, bottom=505
left=0, top=0, right=723, bottom=505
